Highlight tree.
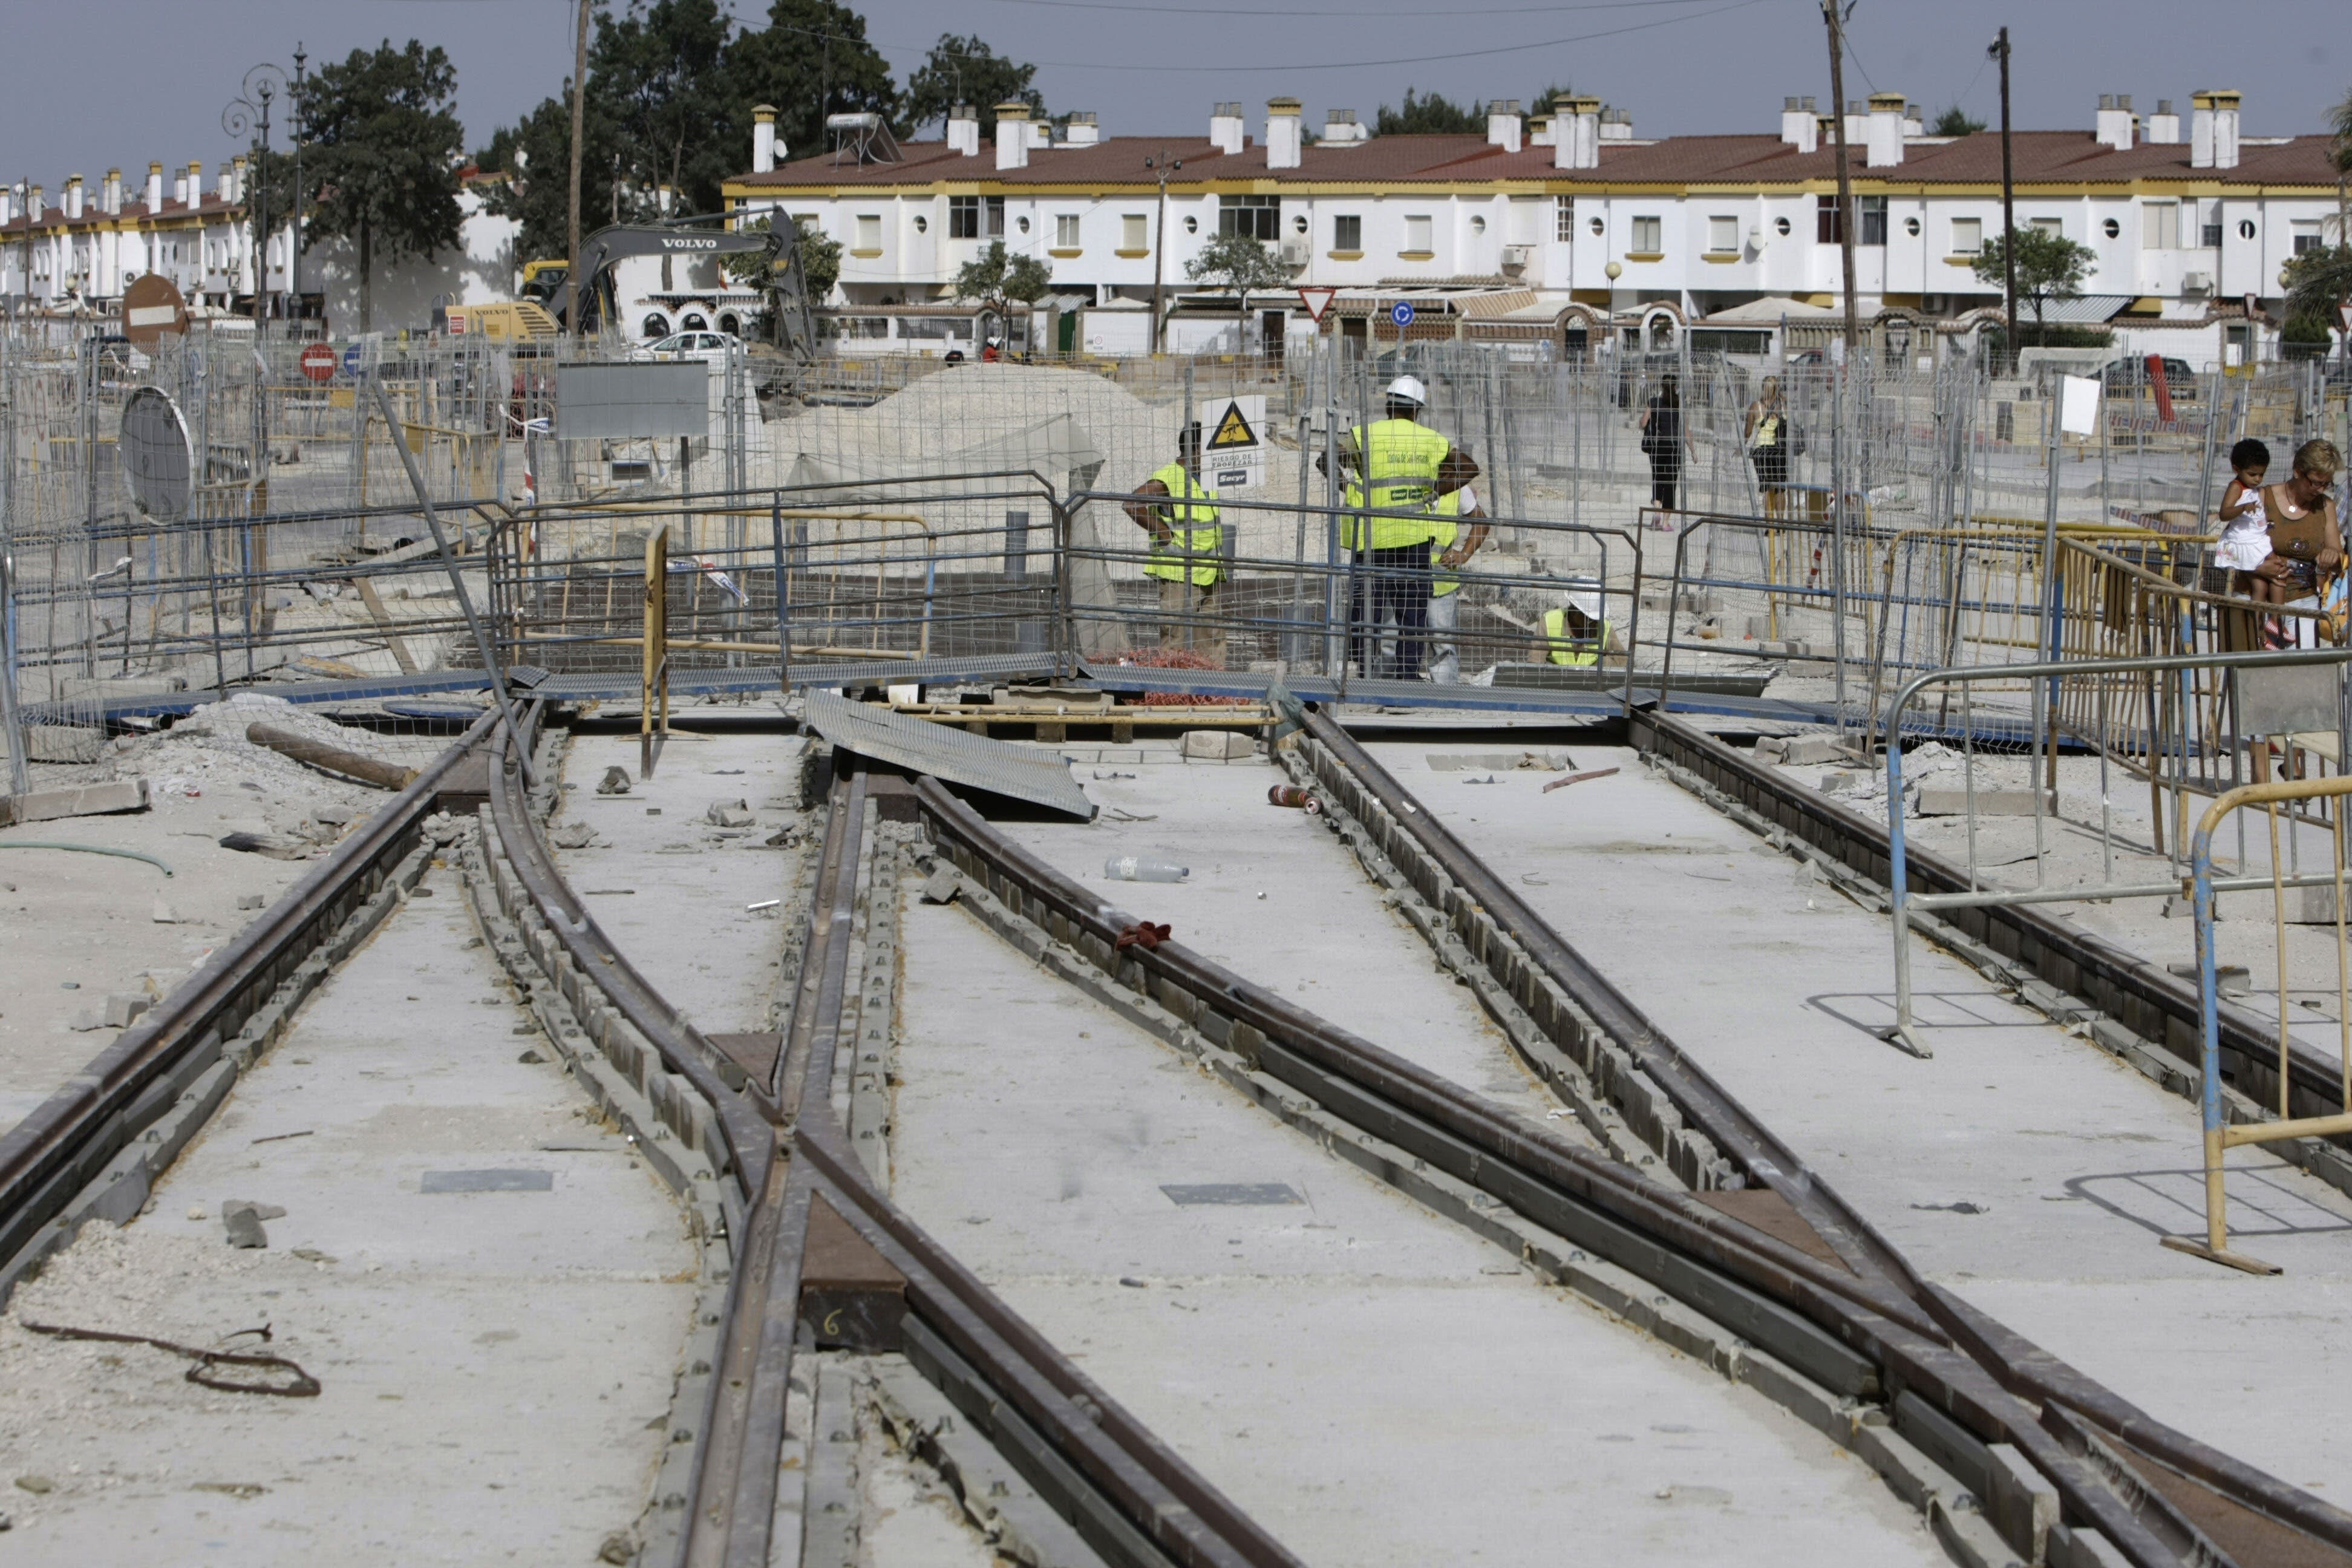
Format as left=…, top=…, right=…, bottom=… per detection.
left=728, top=0, right=901, bottom=162
left=1527, top=84, right=1574, bottom=117
left=1970, top=227, right=2096, bottom=345
left=479, top=90, right=628, bottom=264
left=593, top=0, right=737, bottom=220
left=904, top=35, right=1042, bottom=134
left=2282, top=243, right=2352, bottom=357
left=1931, top=105, right=1986, bottom=137
left=1375, top=89, right=1483, bottom=136
left=1184, top=230, right=1293, bottom=348
left=951, top=240, right=1052, bottom=338
left=298, top=39, right=465, bottom=331
left=719, top=212, right=843, bottom=301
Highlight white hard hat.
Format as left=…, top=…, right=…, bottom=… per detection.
left=1385, top=374, right=1428, bottom=407
left=1565, top=581, right=1604, bottom=621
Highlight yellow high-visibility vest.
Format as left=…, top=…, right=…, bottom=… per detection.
left=1428, top=488, right=1474, bottom=598
left=1541, top=606, right=1611, bottom=667
left=1341, top=417, right=1451, bottom=550
left=1143, top=462, right=1221, bottom=586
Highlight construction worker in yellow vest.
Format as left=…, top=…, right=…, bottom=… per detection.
left=1123, top=422, right=1226, bottom=664
left=1320, top=375, right=1474, bottom=679
left=1532, top=586, right=1622, bottom=667
left=1425, top=461, right=1490, bottom=684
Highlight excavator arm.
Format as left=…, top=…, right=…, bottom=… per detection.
left=538, top=221, right=811, bottom=359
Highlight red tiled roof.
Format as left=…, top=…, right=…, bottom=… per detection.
left=735, top=128, right=2345, bottom=189
left=0, top=192, right=240, bottom=235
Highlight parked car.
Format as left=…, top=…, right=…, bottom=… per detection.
left=629, top=330, right=742, bottom=364
left=2101, top=355, right=2200, bottom=397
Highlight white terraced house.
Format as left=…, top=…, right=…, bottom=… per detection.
left=724, top=90, right=2349, bottom=368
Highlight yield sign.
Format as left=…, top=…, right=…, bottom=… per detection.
left=1296, top=286, right=1338, bottom=325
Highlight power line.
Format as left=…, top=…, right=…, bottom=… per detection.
left=973, top=0, right=1724, bottom=19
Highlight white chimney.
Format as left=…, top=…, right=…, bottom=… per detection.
left=2191, top=90, right=2240, bottom=170
left=995, top=102, right=1031, bottom=171
left=1866, top=93, right=1904, bottom=166
left=947, top=103, right=979, bottom=157
left=1781, top=96, right=1819, bottom=152
left=1600, top=107, right=1633, bottom=142
left=1527, top=113, right=1554, bottom=148
left=2094, top=94, right=2134, bottom=152
left=102, top=168, right=122, bottom=215
left=232, top=155, right=247, bottom=202
left=64, top=175, right=83, bottom=220
left=1063, top=112, right=1100, bottom=146
left=1027, top=119, right=1050, bottom=149
left=2148, top=99, right=2180, bottom=145
left=1487, top=99, right=1523, bottom=154
left=751, top=105, right=777, bottom=172
left=1265, top=98, right=1302, bottom=169
left=1556, top=96, right=1601, bottom=169
left=184, top=162, right=202, bottom=206
left=145, top=162, right=163, bottom=210
left=1841, top=100, right=1866, bottom=148
left=0, top=188, right=13, bottom=227
left=1903, top=103, right=1924, bottom=138
left=1209, top=102, right=1245, bottom=157
left=1322, top=108, right=1367, bottom=145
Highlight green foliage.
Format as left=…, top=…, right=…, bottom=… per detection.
left=1969, top=227, right=2097, bottom=342
left=951, top=240, right=1053, bottom=323
left=1526, top=83, right=1574, bottom=117
left=904, top=35, right=1042, bottom=134
left=593, top=0, right=737, bottom=218
left=297, top=39, right=465, bottom=330
left=1184, top=230, right=1292, bottom=301
left=2284, top=241, right=2352, bottom=328
left=1931, top=105, right=1986, bottom=137
left=720, top=213, right=843, bottom=299
left=1374, top=89, right=1485, bottom=137
left=728, top=0, right=901, bottom=158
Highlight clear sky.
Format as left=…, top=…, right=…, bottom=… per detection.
left=6, top=0, right=2345, bottom=188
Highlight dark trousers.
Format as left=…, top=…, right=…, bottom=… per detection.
left=1648, top=451, right=1682, bottom=512
left=1348, top=545, right=1432, bottom=679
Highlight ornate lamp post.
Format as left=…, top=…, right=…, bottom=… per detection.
left=223, top=62, right=290, bottom=327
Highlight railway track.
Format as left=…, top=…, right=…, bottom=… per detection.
left=7, top=690, right=2350, bottom=1566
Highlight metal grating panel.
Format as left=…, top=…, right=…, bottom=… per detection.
left=803, top=691, right=1096, bottom=821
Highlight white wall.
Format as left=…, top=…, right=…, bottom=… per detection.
left=302, top=191, right=519, bottom=332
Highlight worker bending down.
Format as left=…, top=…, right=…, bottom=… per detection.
left=1425, top=451, right=1488, bottom=683
left=1531, top=586, right=1622, bottom=666
left=1123, top=422, right=1226, bottom=664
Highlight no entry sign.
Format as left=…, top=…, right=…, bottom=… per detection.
left=299, top=343, right=339, bottom=384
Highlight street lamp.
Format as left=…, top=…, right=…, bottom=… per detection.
left=291, top=45, right=306, bottom=328
left=223, top=62, right=290, bottom=327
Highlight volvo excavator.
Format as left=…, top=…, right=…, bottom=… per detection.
left=515, top=219, right=818, bottom=363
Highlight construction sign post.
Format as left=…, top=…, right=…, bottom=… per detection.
left=1203, top=395, right=1266, bottom=490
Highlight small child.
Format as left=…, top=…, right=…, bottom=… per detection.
left=2216, top=438, right=2282, bottom=605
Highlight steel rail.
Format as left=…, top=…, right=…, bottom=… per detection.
left=908, top=773, right=2202, bottom=1568
left=1627, top=703, right=2352, bottom=1557
left=482, top=718, right=1298, bottom=1568
left=0, top=708, right=497, bottom=1284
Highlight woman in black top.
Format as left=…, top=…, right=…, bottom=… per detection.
left=1639, top=374, right=1690, bottom=514
left=1744, top=375, right=1791, bottom=520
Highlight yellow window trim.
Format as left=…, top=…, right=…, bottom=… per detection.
left=1623, top=251, right=1664, bottom=263
left=1114, top=247, right=1150, bottom=258
left=1700, top=251, right=1740, bottom=263
left=1327, top=249, right=1364, bottom=261
left=1942, top=255, right=1979, bottom=266
left=1048, top=247, right=1082, bottom=258
left=1396, top=249, right=1435, bottom=261
left=849, top=247, right=883, bottom=258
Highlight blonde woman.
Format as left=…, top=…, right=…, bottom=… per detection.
left=1744, top=376, right=1792, bottom=520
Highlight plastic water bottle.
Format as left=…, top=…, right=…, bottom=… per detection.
left=1104, top=855, right=1187, bottom=883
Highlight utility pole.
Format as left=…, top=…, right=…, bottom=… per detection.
left=1821, top=0, right=1860, bottom=356
left=567, top=0, right=590, bottom=337
left=291, top=44, right=305, bottom=330
left=1146, top=150, right=1180, bottom=356
left=1993, top=28, right=2017, bottom=367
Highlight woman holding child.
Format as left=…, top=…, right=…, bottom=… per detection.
left=2219, top=437, right=2344, bottom=645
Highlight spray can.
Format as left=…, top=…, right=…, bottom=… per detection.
left=1104, top=855, right=1188, bottom=883
left=1267, top=785, right=1324, bottom=814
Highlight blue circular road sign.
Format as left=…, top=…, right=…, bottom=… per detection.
left=1390, top=301, right=1415, bottom=328
left=342, top=343, right=364, bottom=377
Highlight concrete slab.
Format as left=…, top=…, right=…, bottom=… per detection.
left=0, top=861, right=697, bottom=1561
left=1394, top=740, right=2352, bottom=1497
left=893, top=895, right=1946, bottom=1566
left=549, top=729, right=809, bottom=1035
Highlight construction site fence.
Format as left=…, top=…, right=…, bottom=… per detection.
left=5, top=325, right=2347, bottom=773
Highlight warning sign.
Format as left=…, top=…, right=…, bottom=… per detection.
left=1296, top=286, right=1337, bottom=324
left=1207, top=401, right=1256, bottom=449
left=1203, top=395, right=1266, bottom=490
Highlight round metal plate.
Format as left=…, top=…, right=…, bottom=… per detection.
left=119, top=386, right=194, bottom=523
